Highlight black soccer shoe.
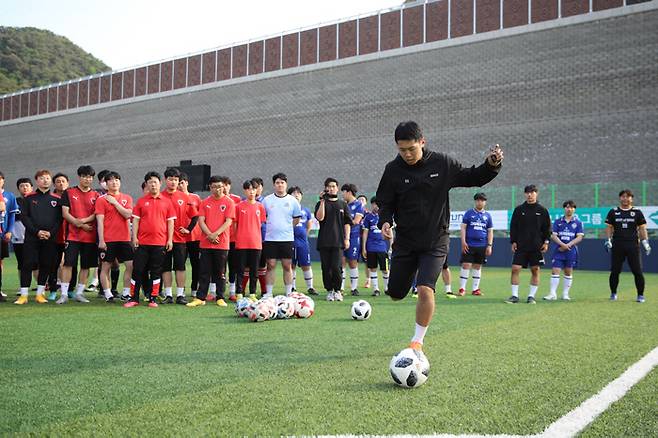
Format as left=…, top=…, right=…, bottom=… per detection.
left=162, top=296, right=174, bottom=304
left=505, top=295, right=519, bottom=304
left=175, top=295, right=188, bottom=305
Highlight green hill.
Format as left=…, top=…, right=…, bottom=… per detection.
left=0, top=26, right=110, bottom=95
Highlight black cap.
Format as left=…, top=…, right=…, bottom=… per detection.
left=474, top=192, right=487, bottom=201
left=524, top=184, right=538, bottom=193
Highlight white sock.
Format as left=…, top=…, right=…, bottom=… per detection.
left=511, top=284, right=519, bottom=297
left=176, top=287, right=185, bottom=297
left=75, top=283, right=85, bottom=295
left=563, top=276, right=573, bottom=297
left=266, top=284, right=274, bottom=294
left=164, top=287, right=173, bottom=297
left=459, top=268, right=469, bottom=290
left=103, top=288, right=113, bottom=299
left=341, top=269, right=345, bottom=290
left=471, top=269, right=481, bottom=291
left=209, top=283, right=217, bottom=293
left=292, top=271, right=297, bottom=287
left=36, top=285, right=46, bottom=295
left=284, top=284, right=293, bottom=295
left=549, top=275, right=560, bottom=295
left=229, top=282, right=236, bottom=294
left=304, top=268, right=313, bottom=289
left=529, top=284, right=538, bottom=298
left=444, top=283, right=452, bottom=293
left=20, top=287, right=28, bottom=297
left=382, top=272, right=389, bottom=290
left=349, top=268, right=359, bottom=291
left=370, top=272, right=379, bottom=291
left=60, top=283, right=70, bottom=294
left=411, top=323, right=428, bottom=344
left=122, top=287, right=130, bottom=297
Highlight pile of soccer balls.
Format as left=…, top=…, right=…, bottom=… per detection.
left=235, top=292, right=315, bottom=322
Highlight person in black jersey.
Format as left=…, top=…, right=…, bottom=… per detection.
left=505, top=185, right=552, bottom=304
left=604, top=189, right=651, bottom=303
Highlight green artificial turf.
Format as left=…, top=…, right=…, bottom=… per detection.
left=0, top=258, right=656, bottom=436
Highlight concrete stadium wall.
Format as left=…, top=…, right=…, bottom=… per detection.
left=0, top=5, right=657, bottom=203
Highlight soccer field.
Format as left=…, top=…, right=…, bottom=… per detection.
left=0, top=258, right=656, bottom=436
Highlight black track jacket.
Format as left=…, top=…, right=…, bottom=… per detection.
left=376, top=148, right=501, bottom=251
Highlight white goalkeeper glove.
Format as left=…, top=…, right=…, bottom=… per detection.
left=641, top=239, right=651, bottom=256
left=604, top=239, right=613, bottom=252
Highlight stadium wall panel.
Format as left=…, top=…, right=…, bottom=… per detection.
left=161, top=61, right=173, bottom=92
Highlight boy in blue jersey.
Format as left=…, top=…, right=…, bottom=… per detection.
left=0, top=172, right=20, bottom=300
left=459, top=193, right=494, bottom=296
left=361, top=197, right=389, bottom=296
left=341, top=183, right=365, bottom=295
left=544, top=200, right=584, bottom=301
left=288, top=186, right=316, bottom=295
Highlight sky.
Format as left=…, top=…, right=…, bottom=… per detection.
left=2, top=0, right=404, bottom=71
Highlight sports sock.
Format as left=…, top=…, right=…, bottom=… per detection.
left=122, top=287, right=130, bottom=297
left=444, top=283, right=452, bottom=293
left=370, top=272, right=379, bottom=291
left=103, top=288, right=113, bottom=299
left=20, top=287, right=29, bottom=297
left=549, top=275, right=560, bottom=295
left=471, top=269, right=481, bottom=290
left=176, top=287, right=185, bottom=297
left=60, top=282, right=70, bottom=295
left=266, top=284, right=274, bottom=295
left=529, top=284, right=538, bottom=298
left=341, top=269, right=345, bottom=290
left=75, top=283, right=85, bottom=295
left=164, top=287, right=173, bottom=297
left=304, top=268, right=313, bottom=289
left=111, top=268, right=120, bottom=291
left=349, top=268, right=359, bottom=290
left=209, top=283, right=217, bottom=293
left=382, top=272, right=389, bottom=290
left=411, top=323, right=428, bottom=344
left=229, top=282, right=236, bottom=295
left=150, top=278, right=161, bottom=297
left=258, top=269, right=267, bottom=294
left=511, top=284, right=519, bottom=297
left=36, top=285, right=46, bottom=295
left=459, top=268, right=469, bottom=290
left=284, top=284, right=293, bottom=295
left=563, top=276, right=573, bottom=297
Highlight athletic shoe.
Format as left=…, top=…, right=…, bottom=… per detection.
left=562, top=295, right=571, bottom=301
left=186, top=298, right=206, bottom=307
left=0, top=291, right=6, bottom=298
left=176, top=296, right=188, bottom=305
left=35, top=294, right=48, bottom=304
left=351, top=289, right=359, bottom=296
left=96, top=291, right=104, bottom=299
left=472, top=289, right=482, bottom=296
left=74, top=294, right=90, bottom=303
left=105, top=296, right=115, bottom=303
left=14, top=296, right=28, bottom=305
left=236, top=293, right=244, bottom=300
left=67, top=291, right=75, bottom=299
left=505, top=295, right=519, bottom=304
left=445, top=292, right=457, bottom=299
left=527, top=296, right=536, bottom=304
left=610, top=293, right=618, bottom=301
left=56, top=294, right=69, bottom=305
left=120, top=294, right=131, bottom=302
left=0, top=294, right=5, bottom=302
left=216, top=298, right=228, bottom=307
left=291, top=287, right=296, bottom=292
left=458, top=288, right=466, bottom=296
left=162, top=296, right=174, bottom=304
left=86, top=284, right=98, bottom=292
left=326, top=291, right=335, bottom=302
left=148, top=301, right=158, bottom=308
left=307, top=288, right=318, bottom=296
left=228, top=295, right=237, bottom=302
left=334, top=291, right=344, bottom=301
left=47, top=291, right=58, bottom=301
left=248, top=294, right=257, bottom=301
left=372, top=289, right=381, bottom=297
left=543, top=294, right=557, bottom=301
left=207, top=294, right=216, bottom=302
left=409, top=341, right=423, bottom=351
left=637, top=295, right=645, bottom=303
left=123, top=300, right=139, bottom=308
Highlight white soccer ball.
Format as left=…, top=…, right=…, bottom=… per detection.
left=276, top=297, right=296, bottom=319
left=235, top=298, right=251, bottom=317
left=389, top=348, right=430, bottom=388
left=351, top=300, right=372, bottom=320
left=249, top=301, right=270, bottom=322
left=294, top=296, right=315, bottom=318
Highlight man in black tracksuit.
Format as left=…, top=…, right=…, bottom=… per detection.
left=15, top=170, right=62, bottom=304
left=375, top=121, right=503, bottom=351
left=506, top=184, right=552, bottom=304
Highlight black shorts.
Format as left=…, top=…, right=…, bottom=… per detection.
left=64, top=241, right=99, bottom=269
left=100, top=242, right=134, bottom=264
left=163, top=242, right=187, bottom=271
left=366, top=251, right=389, bottom=271
left=387, top=234, right=449, bottom=300
left=512, top=250, right=545, bottom=268
left=0, top=240, right=8, bottom=259
left=263, top=241, right=294, bottom=260
left=460, top=246, right=487, bottom=265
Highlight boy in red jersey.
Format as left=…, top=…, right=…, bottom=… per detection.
left=57, top=166, right=99, bottom=304
left=124, top=172, right=176, bottom=308
left=219, top=176, right=242, bottom=301
left=95, top=171, right=134, bottom=302
left=179, top=173, right=202, bottom=298
left=234, top=180, right=266, bottom=299
left=187, top=176, right=235, bottom=307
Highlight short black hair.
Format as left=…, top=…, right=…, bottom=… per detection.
left=219, top=176, right=232, bottom=185
left=619, top=189, right=634, bottom=198
left=341, top=183, right=358, bottom=195
left=287, top=186, right=302, bottom=196
left=77, top=165, right=95, bottom=177
left=16, top=177, right=32, bottom=189
left=98, top=169, right=110, bottom=182
left=524, top=184, right=538, bottom=193
left=272, top=173, right=287, bottom=184
left=141, top=181, right=147, bottom=190
left=370, top=196, right=378, bottom=204
left=251, top=177, right=263, bottom=187
left=0, top=171, right=4, bottom=179
left=395, top=121, right=423, bottom=143
left=164, top=168, right=181, bottom=179
left=104, top=171, right=121, bottom=181
left=324, top=177, right=338, bottom=187
left=474, top=192, right=487, bottom=201
left=144, top=171, right=161, bottom=182
left=179, top=172, right=189, bottom=182
left=563, top=200, right=577, bottom=208
left=357, top=194, right=368, bottom=201
left=208, top=175, right=223, bottom=186
left=243, top=180, right=256, bottom=190
left=53, top=172, right=69, bottom=182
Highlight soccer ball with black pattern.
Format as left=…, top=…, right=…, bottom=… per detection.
left=351, top=300, right=372, bottom=320
left=389, top=348, right=430, bottom=388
